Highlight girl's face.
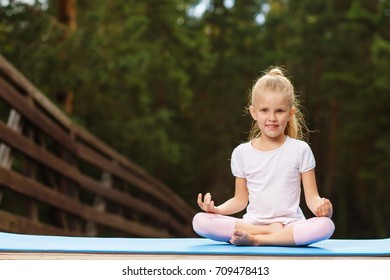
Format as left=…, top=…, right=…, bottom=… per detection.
left=249, top=91, right=295, bottom=141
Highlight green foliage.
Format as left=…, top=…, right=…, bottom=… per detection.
left=1, top=0, right=389, bottom=238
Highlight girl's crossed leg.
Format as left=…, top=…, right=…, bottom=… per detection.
left=192, top=212, right=335, bottom=246
left=192, top=212, right=283, bottom=242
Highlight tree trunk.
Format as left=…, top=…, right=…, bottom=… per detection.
left=58, top=0, right=77, bottom=31
left=58, top=0, right=77, bottom=114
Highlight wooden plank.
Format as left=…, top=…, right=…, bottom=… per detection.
left=0, top=210, right=77, bottom=236
left=0, top=122, right=187, bottom=235
left=0, top=167, right=172, bottom=237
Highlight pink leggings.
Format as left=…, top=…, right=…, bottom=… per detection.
left=192, top=212, right=335, bottom=246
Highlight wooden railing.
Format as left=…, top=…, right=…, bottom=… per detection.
left=0, top=54, right=195, bottom=237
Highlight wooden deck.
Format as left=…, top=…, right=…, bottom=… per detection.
left=1, top=252, right=387, bottom=260
left=2, top=252, right=386, bottom=280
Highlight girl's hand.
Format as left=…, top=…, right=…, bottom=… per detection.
left=314, top=198, right=333, bottom=218
left=197, top=193, right=220, bottom=214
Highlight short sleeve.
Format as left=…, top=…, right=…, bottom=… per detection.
left=230, top=145, right=246, bottom=178
left=298, top=142, right=316, bottom=173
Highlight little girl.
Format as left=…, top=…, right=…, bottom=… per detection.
left=192, top=67, right=335, bottom=246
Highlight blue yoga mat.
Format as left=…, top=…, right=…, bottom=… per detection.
left=0, top=232, right=389, bottom=256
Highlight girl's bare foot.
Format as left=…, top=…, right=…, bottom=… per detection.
left=231, top=226, right=296, bottom=247
left=230, top=229, right=259, bottom=246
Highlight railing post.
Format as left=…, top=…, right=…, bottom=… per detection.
left=85, top=171, right=112, bottom=236
left=0, top=110, right=23, bottom=206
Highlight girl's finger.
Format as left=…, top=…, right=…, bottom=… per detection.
left=197, top=193, right=204, bottom=207
left=204, top=193, right=211, bottom=204
left=209, top=200, right=214, bottom=210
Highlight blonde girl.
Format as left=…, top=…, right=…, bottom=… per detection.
left=192, top=67, right=335, bottom=246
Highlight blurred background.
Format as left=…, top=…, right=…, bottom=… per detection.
left=0, top=0, right=389, bottom=238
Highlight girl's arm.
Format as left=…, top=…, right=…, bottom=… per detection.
left=302, top=169, right=333, bottom=218
left=197, top=177, right=249, bottom=215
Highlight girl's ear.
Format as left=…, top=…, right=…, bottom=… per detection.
left=249, top=105, right=257, bottom=120
left=288, top=107, right=297, bottom=121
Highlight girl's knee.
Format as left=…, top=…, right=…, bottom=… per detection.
left=315, top=217, right=335, bottom=238
left=293, top=217, right=335, bottom=246
left=192, top=212, right=212, bottom=235
left=192, top=212, right=236, bottom=242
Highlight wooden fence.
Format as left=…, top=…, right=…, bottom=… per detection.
left=0, top=54, right=196, bottom=238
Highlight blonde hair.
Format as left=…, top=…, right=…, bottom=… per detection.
left=248, top=67, right=309, bottom=141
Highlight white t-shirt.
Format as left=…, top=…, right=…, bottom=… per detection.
left=231, top=136, right=315, bottom=225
